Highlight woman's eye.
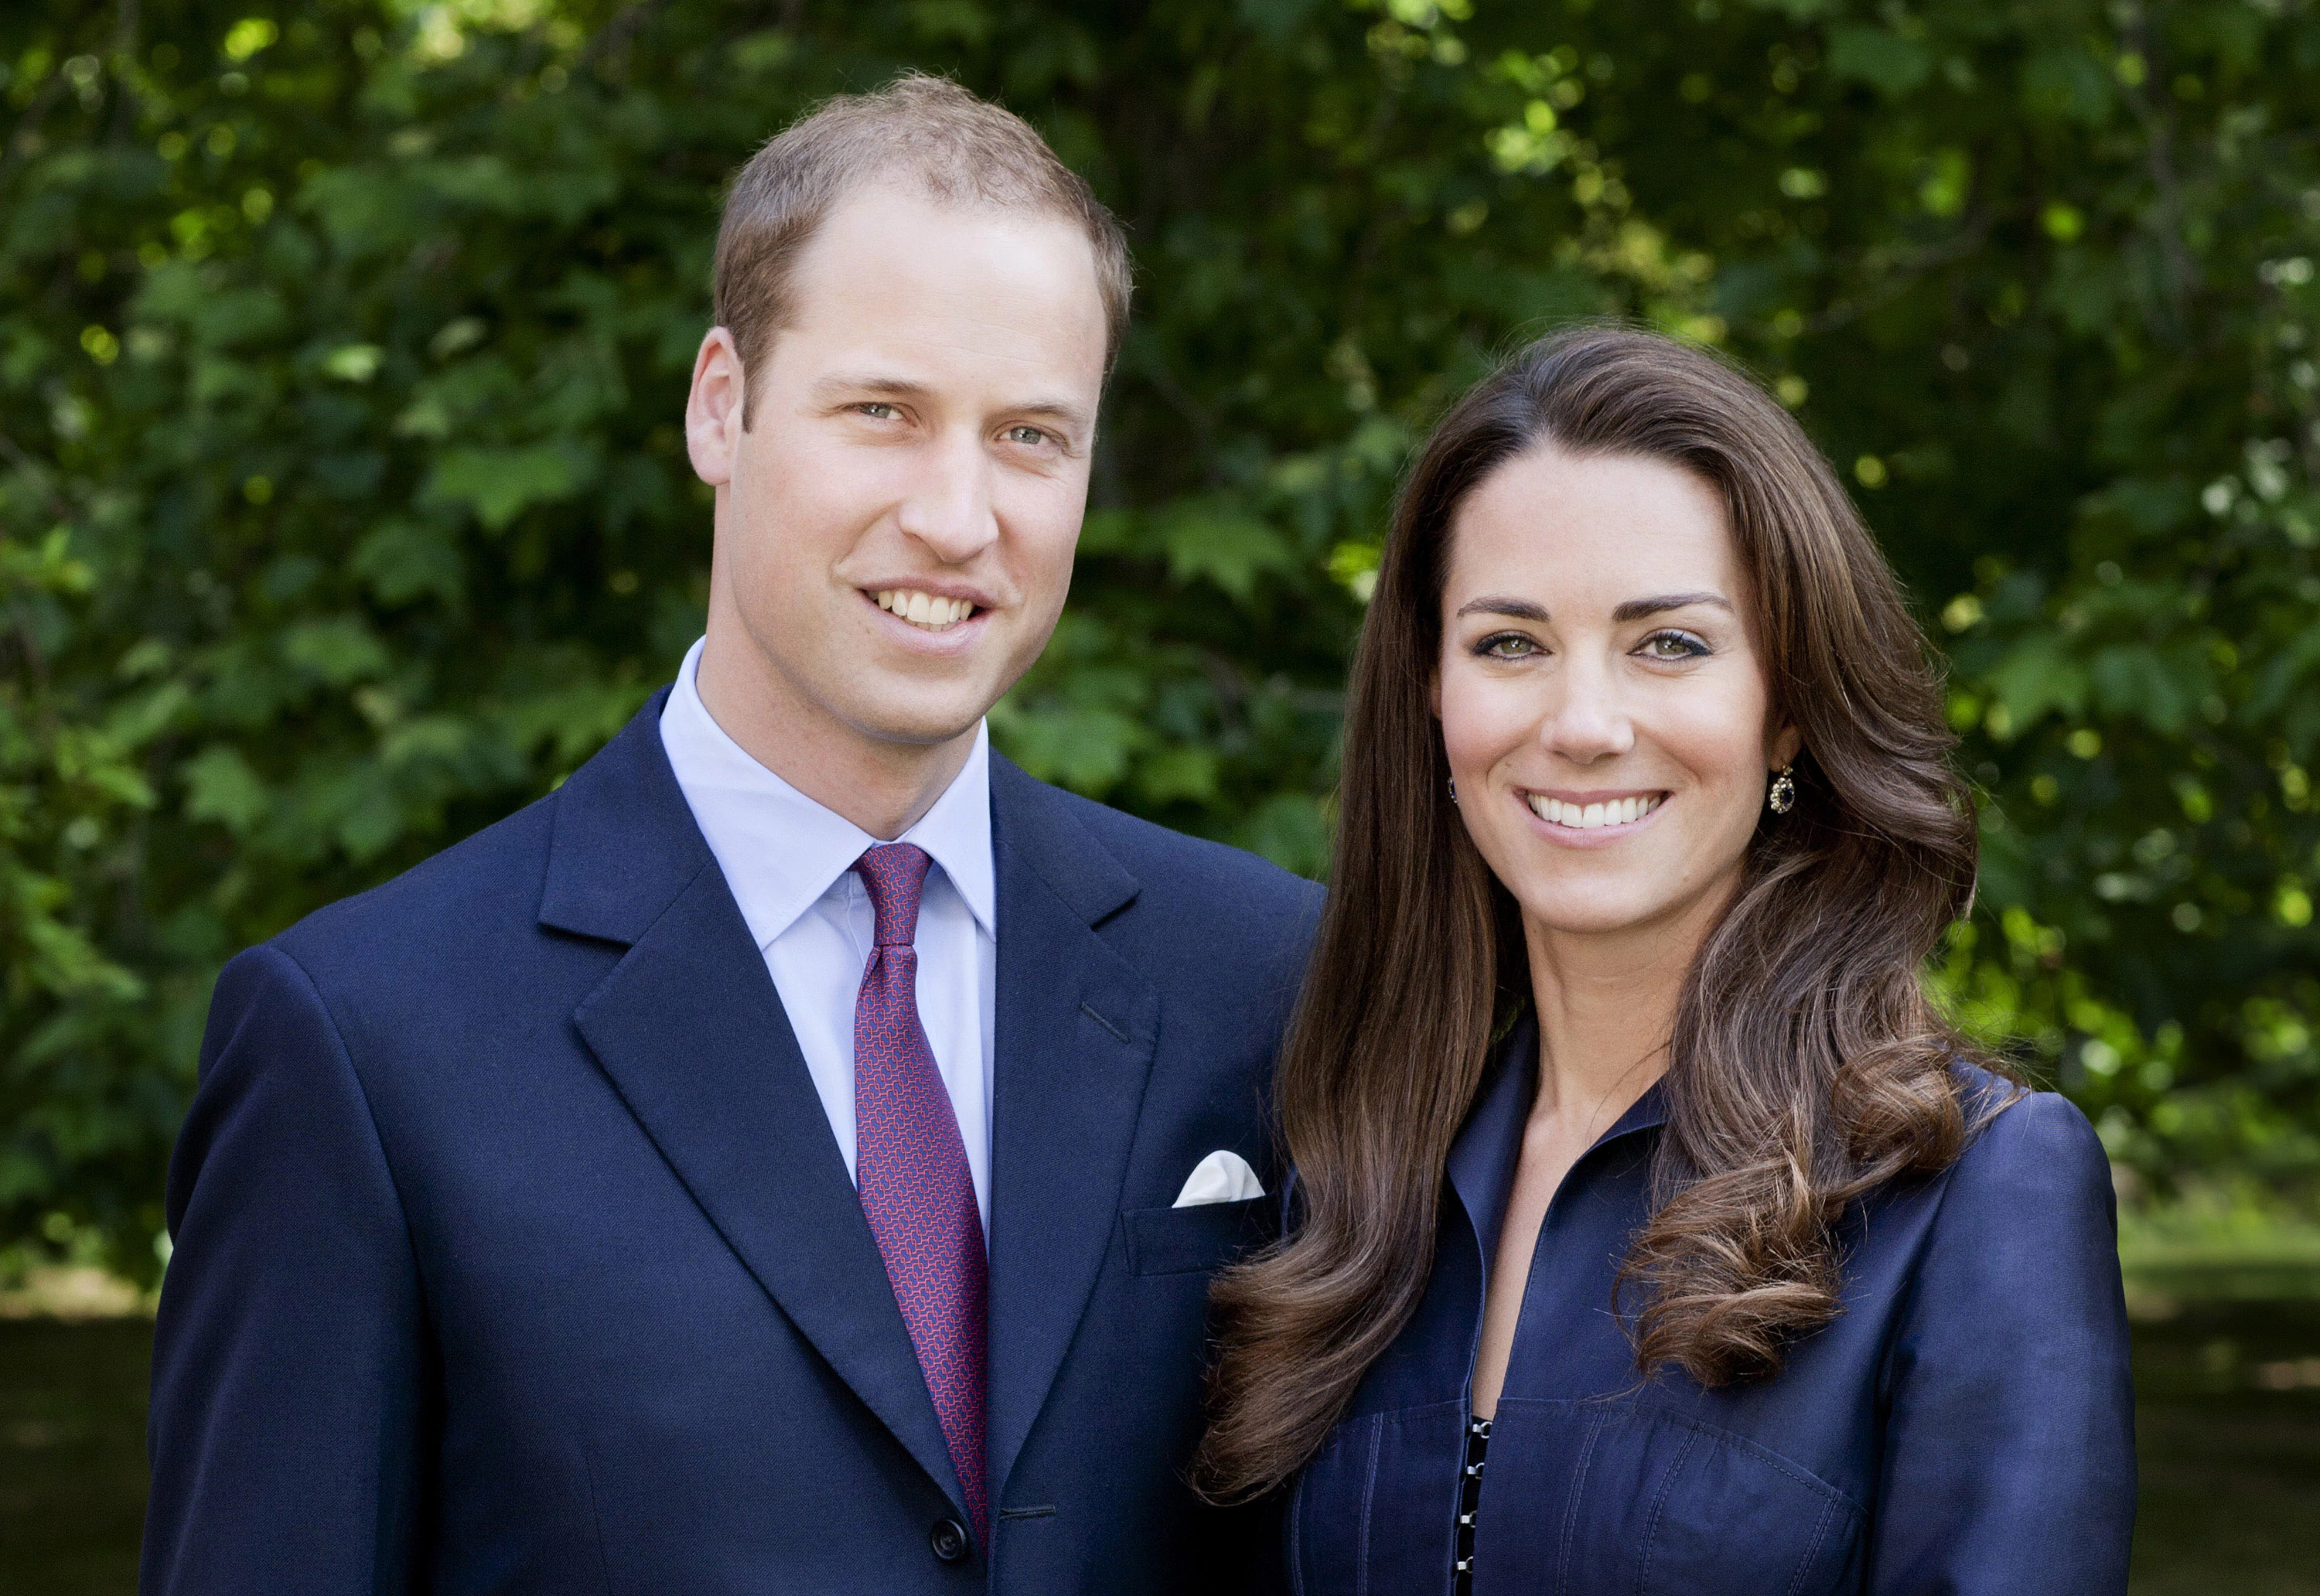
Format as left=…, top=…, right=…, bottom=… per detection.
left=1479, top=633, right=1539, bottom=659
left=1639, top=630, right=1710, bottom=660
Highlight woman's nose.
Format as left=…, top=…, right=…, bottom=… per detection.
left=1541, top=661, right=1634, bottom=763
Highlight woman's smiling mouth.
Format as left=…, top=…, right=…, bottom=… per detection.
left=1523, top=791, right=1668, bottom=831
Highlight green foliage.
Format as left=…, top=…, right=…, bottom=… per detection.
left=2, top=0, right=2315, bottom=1273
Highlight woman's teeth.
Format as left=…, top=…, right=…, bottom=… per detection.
left=1525, top=793, right=1664, bottom=830
left=874, top=589, right=976, bottom=631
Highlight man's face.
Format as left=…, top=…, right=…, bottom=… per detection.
left=687, top=185, right=1108, bottom=756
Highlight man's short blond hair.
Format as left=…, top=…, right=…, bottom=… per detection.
left=713, top=74, right=1132, bottom=413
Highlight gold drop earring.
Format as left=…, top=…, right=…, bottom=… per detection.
left=1767, top=764, right=1797, bottom=814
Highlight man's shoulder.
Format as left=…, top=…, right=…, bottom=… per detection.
left=269, top=693, right=694, bottom=988
left=270, top=787, right=564, bottom=980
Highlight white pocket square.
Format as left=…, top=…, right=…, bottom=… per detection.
left=1173, top=1149, right=1266, bottom=1208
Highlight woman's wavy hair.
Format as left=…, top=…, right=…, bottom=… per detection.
left=1195, top=324, right=1998, bottom=1502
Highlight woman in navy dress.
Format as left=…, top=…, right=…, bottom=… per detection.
left=1198, top=326, right=2135, bottom=1595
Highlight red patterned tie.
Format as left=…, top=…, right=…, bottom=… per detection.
left=851, top=843, right=988, bottom=1546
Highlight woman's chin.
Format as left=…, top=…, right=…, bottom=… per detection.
left=1516, top=895, right=1669, bottom=941
left=1511, top=870, right=1741, bottom=948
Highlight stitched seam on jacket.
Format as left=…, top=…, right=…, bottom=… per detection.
left=1554, top=1410, right=1606, bottom=1596
left=246, top=942, right=437, bottom=1594
left=258, top=944, right=428, bottom=1301
left=1356, top=1414, right=1383, bottom=1596
left=1624, top=1399, right=1865, bottom=1515
left=1633, top=1423, right=1701, bottom=1596
left=1785, top=1492, right=1843, bottom=1596
left=1288, top=1468, right=1308, bottom=1596
left=576, top=1441, right=618, bottom=1596
left=1867, top=1078, right=2032, bottom=1414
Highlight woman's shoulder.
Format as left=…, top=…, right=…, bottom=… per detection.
left=1933, top=1062, right=2115, bottom=1219
left=1878, top=1063, right=2131, bottom=1373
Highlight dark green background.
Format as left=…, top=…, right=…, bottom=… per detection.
left=1, top=0, right=2315, bottom=1277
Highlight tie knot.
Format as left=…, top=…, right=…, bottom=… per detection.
left=853, top=843, right=933, bottom=949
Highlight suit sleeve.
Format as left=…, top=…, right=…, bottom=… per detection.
left=1865, top=1090, right=2137, bottom=1596
left=141, top=944, right=432, bottom=1596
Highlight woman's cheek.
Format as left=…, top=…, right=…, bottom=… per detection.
left=1438, top=664, right=1534, bottom=773
left=1657, top=695, right=1771, bottom=834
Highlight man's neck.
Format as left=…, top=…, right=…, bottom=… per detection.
left=693, top=630, right=977, bottom=841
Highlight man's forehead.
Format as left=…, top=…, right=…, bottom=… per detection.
left=786, top=192, right=1102, bottom=333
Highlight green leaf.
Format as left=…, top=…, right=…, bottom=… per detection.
left=1825, top=26, right=1933, bottom=98
left=1153, top=496, right=1294, bottom=602
left=1981, top=636, right=2089, bottom=733
left=281, top=617, right=391, bottom=686
left=351, top=520, right=466, bottom=607
left=420, top=443, right=597, bottom=531
left=181, top=745, right=270, bottom=835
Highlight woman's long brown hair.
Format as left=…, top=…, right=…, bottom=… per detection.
left=1196, top=325, right=1994, bottom=1502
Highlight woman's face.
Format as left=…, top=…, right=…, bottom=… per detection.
left=1435, top=445, right=1800, bottom=945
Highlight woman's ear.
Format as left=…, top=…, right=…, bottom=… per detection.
left=1769, top=721, right=1803, bottom=770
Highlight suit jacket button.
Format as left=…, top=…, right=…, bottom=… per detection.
left=930, top=1519, right=970, bottom=1564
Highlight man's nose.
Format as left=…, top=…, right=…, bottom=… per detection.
left=1542, top=656, right=1634, bottom=763
left=895, top=430, right=1001, bottom=563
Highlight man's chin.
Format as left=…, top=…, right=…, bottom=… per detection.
left=838, top=691, right=995, bottom=752
left=828, top=645, right=1034, bottom=750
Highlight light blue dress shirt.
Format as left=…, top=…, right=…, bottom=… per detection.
left=657, top=636, right=998, bottom=1232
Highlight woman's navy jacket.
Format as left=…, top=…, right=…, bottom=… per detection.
left=1285, top=1018, right=2137, bottom=1596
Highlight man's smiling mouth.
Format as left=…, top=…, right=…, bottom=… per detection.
left=871, top=588, right=978, bottom=632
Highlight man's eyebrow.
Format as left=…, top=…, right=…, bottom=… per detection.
left=1612, top=592, right=1733, bottom=622
left=809, top=371, right=935, bottom=402
left=1455, top=596, right=1553, bottom=622
left=1008, top=397, right=1093, bottom=427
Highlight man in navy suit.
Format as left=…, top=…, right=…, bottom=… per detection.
left=142, top=75, right=1316, bottom=1594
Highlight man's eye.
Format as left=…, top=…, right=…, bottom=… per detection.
left=857, top=403, right=900, bottom=420
left=1004, top=425, right=1050, bottom=446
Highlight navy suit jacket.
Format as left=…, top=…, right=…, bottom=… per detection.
left=142, top=693, right=1320, bottom=1595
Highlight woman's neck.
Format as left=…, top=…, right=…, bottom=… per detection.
left=1521, top=884, right=1730, bottom=1127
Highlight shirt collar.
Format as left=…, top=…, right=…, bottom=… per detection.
left=657, top=636, right=995, bottom=950
left=1445, top=1009, right=1667, bottom=1283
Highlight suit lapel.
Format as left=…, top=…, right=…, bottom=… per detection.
left=984, top=756, right=1158, bottom=1502
left=542, top=697, right=967, bottom=1517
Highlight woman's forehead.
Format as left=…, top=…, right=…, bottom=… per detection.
left=1445, top=447, right=1744, bottom=609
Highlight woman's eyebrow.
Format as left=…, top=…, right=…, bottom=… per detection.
left=1612, top=592, right=1732, bottom=622
left=1454, top=595, right=1552, bottom=622
left=1452, top=592, right=1733, bottom=623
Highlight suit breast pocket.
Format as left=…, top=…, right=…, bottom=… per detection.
left=1121, top=1198, right=1271, bottom=1277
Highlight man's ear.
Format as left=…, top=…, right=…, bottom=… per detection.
left=685, top=327, right=745, bottom=488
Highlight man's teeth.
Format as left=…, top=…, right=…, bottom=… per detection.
left=1524, top=793, right=1665, bottom=830
left=874, top=589, right=976, bottom=631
